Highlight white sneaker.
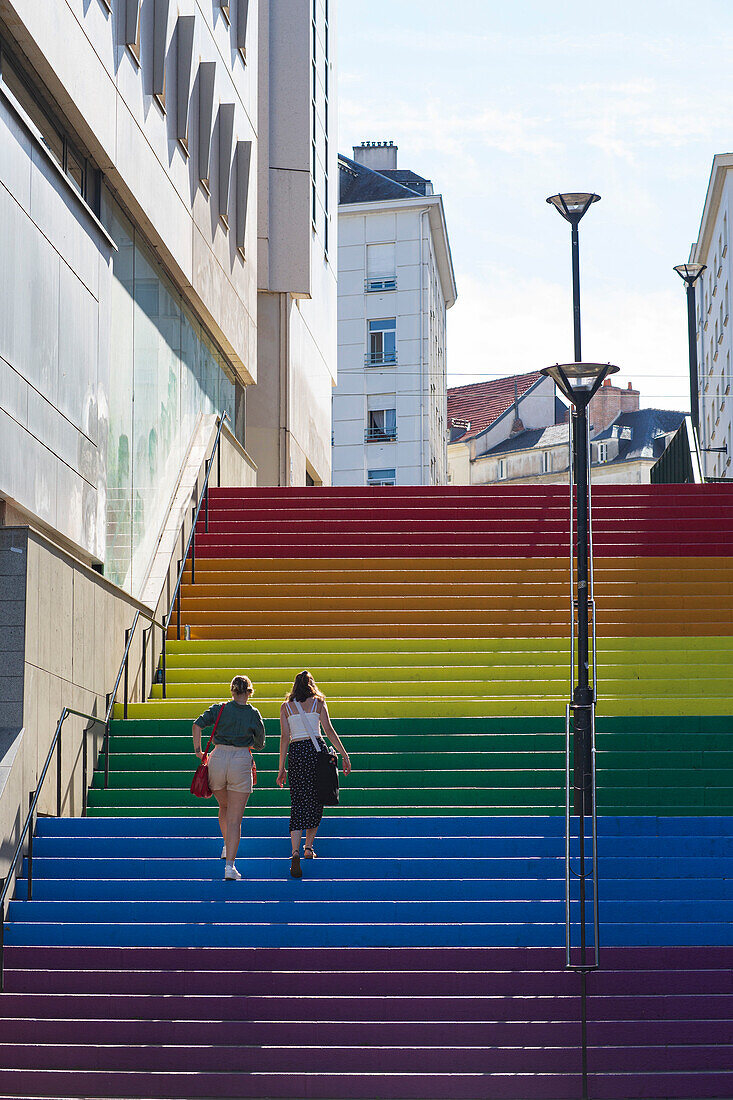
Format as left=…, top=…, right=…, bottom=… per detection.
left=220, top=845, right=227, bottom=859
left=224, top=863, right=241, bottom=881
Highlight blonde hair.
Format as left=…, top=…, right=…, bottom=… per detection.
left=230, top=675, right=254, bottom=697
left=286, top=670, right=325, bottom=703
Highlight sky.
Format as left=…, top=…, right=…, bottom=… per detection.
left=338, top=0, right=733, bottom=410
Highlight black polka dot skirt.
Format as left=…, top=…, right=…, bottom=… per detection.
left=288, top=739, right=325, bottom=830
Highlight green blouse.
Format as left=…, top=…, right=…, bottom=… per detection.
left=195, top=700, right=266, bottom=749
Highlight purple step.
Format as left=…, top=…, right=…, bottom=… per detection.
left=7, top=943, right=732, bottom=972
left=0, top=991, right=585, bottom=1022
left=2, top=944, right=568, bottom=970
left=0, top=1017, right=591, bottom=1048
left=4, top=966, right=581, bottom=997
left=0, top=1068, right=584, bottom=1100
left=2, top=1041, right=731, bottom=1075
left=5, top=964, right=730, bottom=997
left=589, top=1073, right=733, bottom=1100
left=0, top=1017, right=729, bottom=1050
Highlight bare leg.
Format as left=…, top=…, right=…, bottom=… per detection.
left=226, top=791, right=249, bottom=863
left=290, top=828, right=303, bottom=856
left=212, top=790, right=227, bottom=849
left=305, top=825, right=319, bottom=853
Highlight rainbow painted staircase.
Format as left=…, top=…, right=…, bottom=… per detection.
left=2, top=485, right=733, bottom=1099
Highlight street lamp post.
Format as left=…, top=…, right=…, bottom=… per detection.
left=545, top=190, right=611, bottom=1100
left=673, top=263, right=706, bottom=435
left=546, top=193, right=601, bottom=360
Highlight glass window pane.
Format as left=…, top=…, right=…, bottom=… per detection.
left=2, top=57, right=64, bottom=164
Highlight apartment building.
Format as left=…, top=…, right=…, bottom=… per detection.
left=332, top=142, right=457, bottom=486
left=689, top=152, right=733, bottom=479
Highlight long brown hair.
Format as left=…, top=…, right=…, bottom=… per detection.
left=287, top=670, right=325, bottom=703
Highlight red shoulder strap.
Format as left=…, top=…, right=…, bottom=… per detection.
left=204, top=704, right=226, bottom=755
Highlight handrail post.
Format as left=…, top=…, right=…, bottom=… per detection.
left=205, top=459, right=210, bottom=532
left=56, top=725, right=62, bottom=816
left=162, top=621, right=167, bottom=699
left=27, top=791, right=34, bottom=901
left=191, top=505, right=196, bottom=584
left=217, top=430, right=221, bottom=485
left=82, top=724, right=88, bottom=817
left=104, top=693, right=111, bottom=789
left=123, top=628, right=130, bottom=719
left=176, top=562, right=182, bottom=640
left=0, top=880, right=5, bottom=992
left=142, top=627, right=148, bottom=701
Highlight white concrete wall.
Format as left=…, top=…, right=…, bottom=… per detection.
left=695, top=174, right=733, bottom=480
left=334, top=201, right=448, bottom=485
left=0, top=88, right=113, bottom=563
left=3, top=0, right=258, bottom=382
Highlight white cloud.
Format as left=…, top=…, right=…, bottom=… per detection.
left=447, top=272, right=691, bottom=410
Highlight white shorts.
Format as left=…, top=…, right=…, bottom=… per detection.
left=208, top=745, right=253, bottom=794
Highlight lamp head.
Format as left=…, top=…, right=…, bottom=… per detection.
left=546, top=193, right=601, bottom=225
left=674, top=263, right=706, bottom=287
left=541, top=362, right=620, bottom=408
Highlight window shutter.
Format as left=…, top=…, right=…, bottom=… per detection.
left=152, top=0, right=170, bottom=106
left=236, top=0, right=249, bottom=58
left=235, top=140, right=252, bottom=258
left=198, top=62, right=216, bottom=191
left=218, top=103, right=235, bottom=227
left=175, top=16, right=195, bottom=152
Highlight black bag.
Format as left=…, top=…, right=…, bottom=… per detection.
left=315, top=743, right=339, bottom=806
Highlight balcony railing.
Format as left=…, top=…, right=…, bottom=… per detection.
left=365, top=275, right=397, bottom=292
left=365, top=428, right=397, bottom=443
left=364, top=351, right=397, bottom=367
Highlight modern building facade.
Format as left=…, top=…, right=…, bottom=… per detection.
left=246, top=0, right=337, bottom=486
left=0, top=0, right=259, bottom=596
left=333, top=142, right=456, bottom=486
left=0, top=0, right=338, bottom=592
left=689, top=152, right=733, bottom=480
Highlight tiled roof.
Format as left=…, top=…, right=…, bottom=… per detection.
left=480, top=408, right=686, bottom=462
left=447, top=372, right=544, bottom=441
left=484, top=423, right=570, bottom=456
left=339, top=155, right=425, bottom=205
left=593, top=408, right=686, bottom=462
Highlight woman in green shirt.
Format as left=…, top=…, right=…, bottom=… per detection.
left=193, top=675, right=266, bottom=881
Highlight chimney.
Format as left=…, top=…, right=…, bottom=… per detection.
left=353, top=141, right=398, bottom=172
left=509, top=378, right=525, bottom=435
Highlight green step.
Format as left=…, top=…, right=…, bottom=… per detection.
left=109, top=715, right=732, bottom=736
left=86, top=786, right=567, bottom=809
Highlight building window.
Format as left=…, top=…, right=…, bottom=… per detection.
left=541, top=449, right=551, bottom=474
left=368, top=467, right=396, bottom=486
left=0, top=45, right=96, bottom=206
left=498, top=458, right=508, bottom=480
left=366, top=408, right=397, bottom=442
left=598, top=442, right=608, bottom=463
left=366, top=243, right=396, bottom=291
left=367, top=319, right=397, bottom=365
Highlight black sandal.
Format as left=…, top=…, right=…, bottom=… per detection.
left=304, top=846, right=317, bottom=859
left=290, top=852, right=302, bottom=878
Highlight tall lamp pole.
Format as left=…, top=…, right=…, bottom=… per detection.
left=673, top=263, right=706, bottom=435
left=546, top=193, right=600, bottom=360
left=544, top=189, right=613, bottom=1100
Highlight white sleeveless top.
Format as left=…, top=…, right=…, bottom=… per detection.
left=286, top=698, right=321, bottom=742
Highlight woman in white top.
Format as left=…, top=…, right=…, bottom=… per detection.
left=277, top=670, right=351, bottom=879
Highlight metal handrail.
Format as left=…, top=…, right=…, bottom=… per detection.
left=161, top=413, right=230, bottom=699
left=0, top=706, right=106, bottom=990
